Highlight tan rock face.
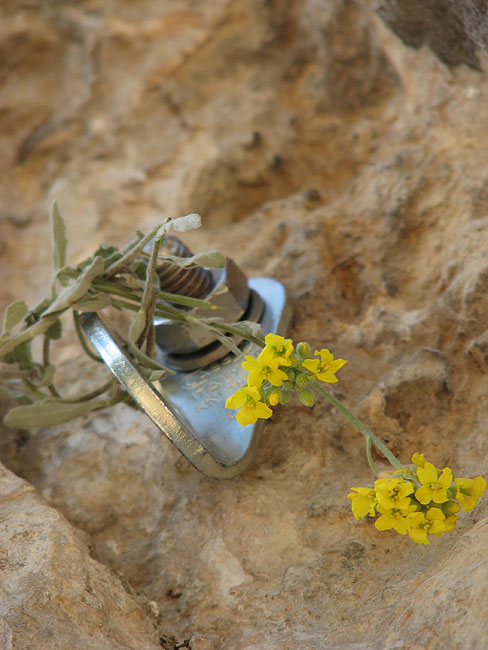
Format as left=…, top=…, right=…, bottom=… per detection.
left=1, top=1, right=488, bottom=648
left=0, top=462, right=161, bottom=649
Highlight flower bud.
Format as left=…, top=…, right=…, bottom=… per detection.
left=296, top=342, right=311, bottom=359
left=299, top=389, right=314, bottom=407
left=442, top=500, right=460, bottom=515
left=447, top=484, right=458, bottom=499
left=286, top=369, right=296, bottom=382
left=295, top=373, right=308, bottom=388
left=268, top=390, right=280, bottom=406
left=279, top=389, right=290, bottom=405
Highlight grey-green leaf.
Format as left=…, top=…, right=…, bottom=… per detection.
left=2, top=340, right=33, bottom=367
left=45, top=319, right=62, bottom=340
left=2, top=300, right=28, bottom=334
left=74, top=293, right=112, bottom=312
left=148, top=369, right=167, bottom=381
left=4, top=398, right=107, bottom=429
left=227, top=320, right=263, bottom=338
left=44, top=256, right=105, bottom=315
left=126, top=340, right=174, bottom=372
left=128, top=309, right=147, bottom=343
left=50, top=200, right=68, bottom=271
left=158, top=250, right=226, bottom=269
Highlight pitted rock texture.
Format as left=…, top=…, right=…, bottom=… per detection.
left=0, top=462, right=161, bottom=649
left=2, top=1, right=488, bottom=648
left=376, top=0, right=486, bottom=69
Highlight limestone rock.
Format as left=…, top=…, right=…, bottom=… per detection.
left=1, top=1, right=488, bottom=648
left=0, top=462, right=160, bottom=649
left=377, top=0, right=483, bottom=68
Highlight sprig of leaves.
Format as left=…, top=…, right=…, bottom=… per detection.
left=0, top=205, right=262, bottom=429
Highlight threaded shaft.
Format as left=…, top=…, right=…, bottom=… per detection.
left=156, top=236, right=213, bottom=299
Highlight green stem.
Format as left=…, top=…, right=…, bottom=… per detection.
left=141, top=232, right=164, bottom=314
left=22, top=379, right=52, bottom=401
left=156, top=291, right=216, bottom=310
left=97, top=277, right=216, bottom=310
left=365, top=437, right=379, bottom=475
left=311, top=382, right=403, bottom=470
left=206, top=320, right=265, bottom=348
left=0, top=315, right=59, bottom=359
left=59, top=379, right=114, bottom=403
left=42, top=336, right=61, bottom=398
left=102, top=224, right=161, bottom=278
left=109, top=297, right=188, bottom=323
left=92, top=280, right=142, bottom=301
left=73, top=311, right=104, bottom=363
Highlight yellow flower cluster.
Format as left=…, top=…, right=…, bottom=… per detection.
left=225, top=334, right=347, bottom=427
left=348, top=453, right=486, bottom=544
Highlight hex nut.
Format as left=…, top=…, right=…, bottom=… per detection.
left=154, top=257, right=250, bottom=355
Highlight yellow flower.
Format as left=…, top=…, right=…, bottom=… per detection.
left=225, top=385, right=273, bottom=426
left=441, top=515, right=458, bottom=535
left=374, top=504, right=417, bottom=535
left=407, top=508, right=446, bottom=544
left=374, top=477, right=414, bottom=511
left=412, top=452, right=427, bottom=468
left=441, top=500, right=460, bottom=516
left=347, top=487, right=377, bottom=519
left=268, top=390, right=280, bottom=406
left=301, top=348, right=347, bottom=383
left=455, top=476, right=487, bottom=511
left=242, top=354, right=289, bottom=389
left=262, top=333, right=294, bottom=366
left=415, top=462, right=453, bottom=505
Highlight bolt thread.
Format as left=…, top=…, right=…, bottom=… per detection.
left=157, top=236, right=213, bottom=299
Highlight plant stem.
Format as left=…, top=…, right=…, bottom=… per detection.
left=22, top=379, right=52, bottom=402
left=102, top=224, right=161, bottom=278
left=365, top=437, right=379, bottom=475
left=205, top=320, right=265, bottom=348
left=0, top=315, right=59, bottom=359
left=42, top=335, right=61, bottom=398
left=59, top=379, right=114, bottom=403
left=311, top=382, right=403, bottom=470
left=73, top=311, right=104, bottom=363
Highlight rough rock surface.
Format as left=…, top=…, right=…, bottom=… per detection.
left=0, top=462, right=161, bottom=649
left=2, top=1, right=488, bottom=648
left=376, top=0, right=488, bottom=69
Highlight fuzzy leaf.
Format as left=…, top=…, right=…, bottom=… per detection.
left=128, top=310, right=147, bottom=344
left=2, top=300, right=28, bottom=334
left=74, top=293, right=112, bottom=312
left=208, top=330, right=242, bottom=356
left=4, top=399, right=106, bottom=429
left=29, top=297, right=52, bottom=317
left=227, top=320, right=263, bottom=338
left=50, top=201, right=68, bottom=271
left=158, top=250, right=225, bottom=269
left=148, top=369, right=167, bottom=381
left=44, top=256, right=105, bottom=315
left=126, top=340, right=174, bottom=372
left=162, top=213, right=201, bottom=234
left=45, top=319, right=62, bottom=340
left=2, top=341, right=32, bottom=367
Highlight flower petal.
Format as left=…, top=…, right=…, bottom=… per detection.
left=438, top=467, right=453, bottom=489
left=236, top=408, right=257, bottom=426
left=254, top=402, right=273, bottom=419
left=225, top=388, right=247, bottom=409
left=417, top=462, right=438, bottom=484
left=415, top=485, right=433, bottom=505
